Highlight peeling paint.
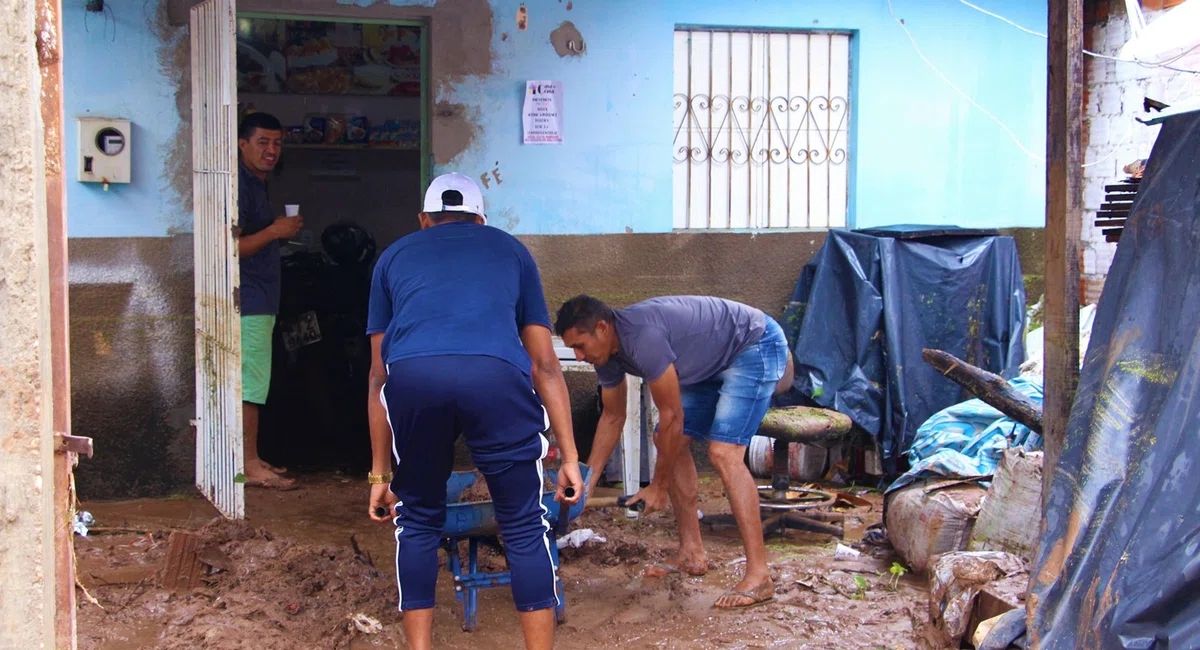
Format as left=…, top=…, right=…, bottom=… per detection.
left=152, top=1, right=193, bottom=226
left=516, top=3, right=528, bottom=31
left=432, top=101, right=479, bottom=165
left=495, top=208, right=519, bottom=232
left=550, top=21, right=584, bottom=58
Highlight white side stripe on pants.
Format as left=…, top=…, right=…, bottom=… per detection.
left=533, top=432, right=559, bottom=606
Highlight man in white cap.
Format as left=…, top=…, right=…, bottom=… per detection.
left=364, top=173, right=583, bottom=650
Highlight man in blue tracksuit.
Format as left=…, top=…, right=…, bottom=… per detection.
left=365, top=173, right=583, bottom=650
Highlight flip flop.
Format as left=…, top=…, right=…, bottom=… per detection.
left=246, top=476, right=298, bottom=491
left=713, top=589, right=774, bottom=610
left=645, top=562, right=707, bottom=578
left=264, top=463, right=288, bottom=474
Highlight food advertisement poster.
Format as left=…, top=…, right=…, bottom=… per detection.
left=236, top=18, right=420, bottom=96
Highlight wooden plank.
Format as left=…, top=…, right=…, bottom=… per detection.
left=1104, top=183, right=1139, bottom=192
left=1093, top=219, right=1126, bottom=228
left=1101, top=228, right=1124, bottom=238
left=36, top=0, right=77, bottom=646
left=161, top=531, right=205, bottom=591
left=966, top=577, right=1027, bottom=643
left=1105, top=232, right=1122, bottom=243
left=1096, top=210, right=1130, bottom=219
left=1043, top=0, right=1083, bottom=512
left=1099, top=201, right=1134, bottom=211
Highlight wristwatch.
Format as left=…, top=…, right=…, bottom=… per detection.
left=367, top=471, right=393, bottom=485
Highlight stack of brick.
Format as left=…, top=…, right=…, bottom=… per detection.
left=1081, top=0, right=1200, bottom=304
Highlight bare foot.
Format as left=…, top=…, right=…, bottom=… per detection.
left=644, top=551, right=708, bottom=577
left=713, top=577, right=774, bottom=609
left=244, top=462, right=296, bottom=490
left=263, top=462, right=288, bottom=475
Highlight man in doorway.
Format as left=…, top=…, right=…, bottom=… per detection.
left=365, top=173, right=583, bottom=650
left=555, top=295, right=792, bottom=609
left=236, top=111, right=303, bottom=489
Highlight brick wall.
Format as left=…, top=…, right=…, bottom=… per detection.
left=1082, top=0, right=1200, bottom=302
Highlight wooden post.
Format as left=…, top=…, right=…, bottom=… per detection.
left=1043, top=0, right=1083, bottom=503
left=36, top=0, right=76, bottom=647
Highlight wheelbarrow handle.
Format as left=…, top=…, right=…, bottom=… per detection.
left=584, top=495, right=645, bottom=512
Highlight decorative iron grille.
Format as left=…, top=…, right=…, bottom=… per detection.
left=673, top=29, right=852, bottom=229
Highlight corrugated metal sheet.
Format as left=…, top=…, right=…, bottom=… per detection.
left=190, top=0, right=244, bottom=519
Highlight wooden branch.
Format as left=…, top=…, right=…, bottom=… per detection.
left=922, top=349, right=1044, bottom=434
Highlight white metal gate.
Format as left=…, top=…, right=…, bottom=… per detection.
left=673, top=28, right=852, bottom=230
left=191, top=0, right=244, bottom=518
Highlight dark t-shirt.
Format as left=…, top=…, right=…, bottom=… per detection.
left=595, top=296, right=766, bottom=388
left=237, top=163, right=280, bottom=316
left=365, top=222, right=552, bottom=375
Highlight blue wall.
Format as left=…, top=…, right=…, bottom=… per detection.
left=442, top=0, right=1047, bottom=234
left=64, top=1, right=188, bottom=238
left=63, top=0, right=1047, bottom=237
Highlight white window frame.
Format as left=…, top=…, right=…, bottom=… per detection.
left=673, top=27, right=853, bottom=230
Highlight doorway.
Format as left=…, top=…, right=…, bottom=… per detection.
left=236, top=13, right=431, bottom=475
left=190, top=0, right=430, bottom=517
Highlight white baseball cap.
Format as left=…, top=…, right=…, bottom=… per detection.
left=422, top=172, right=486, bottom=224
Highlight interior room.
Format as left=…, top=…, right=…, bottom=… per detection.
left=235, top=13, right=427, bottom=472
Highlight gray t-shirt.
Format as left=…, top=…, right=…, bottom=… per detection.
left=595, top=296, right=767, bottom=388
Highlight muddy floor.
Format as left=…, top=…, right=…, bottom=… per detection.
left=76, top=472, right=935, bottom=649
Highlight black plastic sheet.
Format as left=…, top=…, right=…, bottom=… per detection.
left=1028, top=112, right=1200, bottom=649
left=780, top=226, right=1026, bottom=473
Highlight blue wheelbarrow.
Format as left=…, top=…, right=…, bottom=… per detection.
left=441, top=463, right=593, bottom=632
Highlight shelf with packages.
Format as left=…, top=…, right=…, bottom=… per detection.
left=288, top=143, right=419, bottom=151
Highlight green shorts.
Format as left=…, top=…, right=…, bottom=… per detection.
left=241, top=315, right=276, bottom=405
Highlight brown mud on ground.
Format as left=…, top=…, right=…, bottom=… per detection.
left=77, top=473, right=935, bottom=649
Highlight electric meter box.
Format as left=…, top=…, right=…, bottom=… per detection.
left=78, top=118, right=131, bottom=185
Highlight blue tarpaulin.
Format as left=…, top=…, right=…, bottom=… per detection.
left=884, top=376, right=1043, bottom=494
left=1025, top=110, right=1200, bottom=649
left=780, top=227, right=1027, bottom=474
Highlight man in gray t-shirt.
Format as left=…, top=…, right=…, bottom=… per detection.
left=556, top=295, right=793, bottom=610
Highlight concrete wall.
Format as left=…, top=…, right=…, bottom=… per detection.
left=65, top=0, right=1050, bottom=239
left=1081, top=0, right=1200, bottom=303
left=69, top=226, right=1047, bottom=498
left=0, top=0, right=57, bottom=643
left=524, top=231, right=829, bottom=317
left=70, top=237, right=196, bottom=498
left=431, top=0, right=1049, bottom=233
left=63, top=0, right=1053, bottom=498
left=63, top=0, right=190, bottom=237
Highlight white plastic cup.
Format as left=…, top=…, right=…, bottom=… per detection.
left=284, top=204, right=300, bottom=217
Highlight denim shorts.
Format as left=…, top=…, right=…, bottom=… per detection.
left=679, top=315, right=789, bottom=446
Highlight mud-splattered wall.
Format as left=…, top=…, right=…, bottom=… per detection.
left=63, top=0, right=1050, bottom=499
left=64, top=0, right=1051, bottom=238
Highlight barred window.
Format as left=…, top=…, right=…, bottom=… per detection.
left=673, top=28, right=852, bottom=229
